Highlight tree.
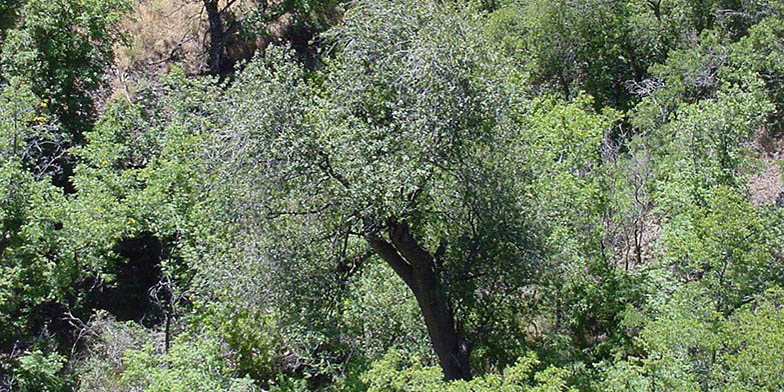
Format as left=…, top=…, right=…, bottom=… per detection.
left=509, top=0, right=681, bottom=110
left=0, top=0, right=129, bottom=190
left=0, top=0, right=129, bottom=136
left=196, top=0, right=626, bottom=380
left=203, top=0, right=526, bottom=379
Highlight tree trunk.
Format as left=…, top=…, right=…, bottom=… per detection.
left=365, top=220, right=472, bottom=381
left=204, top=0, right=225, bottom=75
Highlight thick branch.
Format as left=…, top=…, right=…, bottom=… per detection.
left=388, top=220, right=435, bottom=271
left=365, top=233, right=414, bottom=288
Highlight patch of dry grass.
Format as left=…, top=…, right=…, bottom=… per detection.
left=750, top=125, right=784, bottom=206
left=116, top=0, right=206, bottom=75
left=108, top=0, right=266, bottom=101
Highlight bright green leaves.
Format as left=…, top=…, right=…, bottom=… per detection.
left=607, top=15, right=784, bottom=389
left=730, top=16, right=784, bottom=128
left=8, top=350, right=67, bottom=392
left=517, top=95, right=615, bottom=225
left=667, top=85, right=769, bottom=199
left=630, top=26, right=774, bottom=211
left=600, top=285, right=715, bottom=391
left=601, top=286, right=784, bottom=391
left=598, top=13, right=784, bottom=390
left=0, top=159, right=64, bottom=345
left=0, top=0, right=130, bottom=135
left=713, top=287, right=784, bottom=391
left=662, top=186, right=776, bottom=313
left=0, top=86, right=67, bottom=346
left=0, top=81, right=43, bottom=158
left=76, top=99, right=163, bottom=171
left=512, top=96, right=623, bottom=352
left=0, top=2, right=138, bottom=348
left=362, top=350, right=575, bottom=392
left=192, top=303, right=284, bottom=382
left=120, top=336, right=257, bottom=392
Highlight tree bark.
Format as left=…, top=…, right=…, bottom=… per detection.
left=204, top=0, right=225, bottom=75
left=365, top=220, right=472, bottom=381
left=647, top=0, right=662, bottom=22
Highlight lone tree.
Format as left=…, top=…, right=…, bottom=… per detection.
left=206, top=0, right=568, bottom=380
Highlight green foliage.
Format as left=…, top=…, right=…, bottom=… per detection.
left=512, top=0, right=678, bottom=109
left=662, top=186, right=778, bottom=312
left=191, top=303, right=284, bottom=382
left=507, top=0, right=783, bottom=110
left=7, top=350, right=67, bottom=392
left=0, top=158, right=64, bottom=346
left=242, top=0, right=345, bottom=39
left=502, top=94, right=634, bottom=370
left=74, top=314, right=261, bottom=392
left=599, top=286, right=784, bottom=391
left=0, top=79, right=63, bottom=176
left=0, top=88, right=67, bottom=350
left=120, top=335, right=258, bottom=392
left=730, top=16, right=784, bottom=128
left=361, top=350, right=576, bottom=392
left=0, top=0, right=130, bottom=135
left=596, top=16, right=784, bottom=390
left=72, top=312, right=149, bottom=392
left=631, top=30, right=773, bottom=211
left=0, top=0, right=22, bottom=41
left=3, top=0, right=784, bottom=390
left=713, top=287, right=784, bottom=391
left=204, top=0, right=538, bottom=376
left=340, top=261, right=432, bottom=363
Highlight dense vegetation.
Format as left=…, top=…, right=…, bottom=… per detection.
left=2, top=0, right=784, bottom=390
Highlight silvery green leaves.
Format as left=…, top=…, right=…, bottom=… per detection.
left=317, top=0, right=510, bottom=221
left=203, top=0, right=529, bottom=378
